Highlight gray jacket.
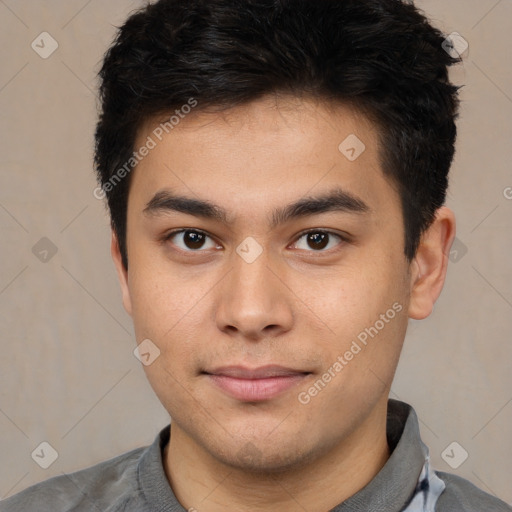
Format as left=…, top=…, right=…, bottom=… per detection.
left=1, top=400, right=510, bottom=511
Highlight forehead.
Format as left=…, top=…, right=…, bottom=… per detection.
left=128, top=95, right=401, bottom=224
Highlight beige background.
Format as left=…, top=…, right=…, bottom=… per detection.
left=0, top=0, right=511, bottom=505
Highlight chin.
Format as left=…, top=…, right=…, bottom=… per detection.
left=217, top=442, right=314, bottom=474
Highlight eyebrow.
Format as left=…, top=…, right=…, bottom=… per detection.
left=143, top=187, right=371, bottom=228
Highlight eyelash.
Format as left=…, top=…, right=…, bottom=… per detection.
left=161, top=228, right=350, bottom=254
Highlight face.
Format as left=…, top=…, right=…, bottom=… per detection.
left=114, top=96, right=416, bottom=471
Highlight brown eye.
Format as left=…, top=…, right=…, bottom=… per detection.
left=183, top=230, right=206, bottom=249
left=165, top=230, right=219, bottom=252
left=306, top=232, right=329, bottom=250
left=292, top=230, right=346, bottom=252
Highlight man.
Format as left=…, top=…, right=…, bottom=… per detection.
left=1, top=0, right=510, bottom=511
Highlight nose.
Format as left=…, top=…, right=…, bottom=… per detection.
left=214, top=246, right=294, bottom=341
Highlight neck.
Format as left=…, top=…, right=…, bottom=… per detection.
left=164, top=399, right=390, bottom=512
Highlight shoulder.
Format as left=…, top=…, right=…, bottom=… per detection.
left=435, top=471, right=512, bottom=512
left=0, top=446, right=146, bottom=512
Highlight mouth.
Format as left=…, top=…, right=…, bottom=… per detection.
left=202, top=365, right=312, bottom=402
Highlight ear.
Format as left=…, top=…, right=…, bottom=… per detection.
left=111, top=230, right=132, bottom=317
left=408, top=206, right=456, bottom=320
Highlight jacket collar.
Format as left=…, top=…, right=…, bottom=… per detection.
left=138, top=399, right=427, bottom=512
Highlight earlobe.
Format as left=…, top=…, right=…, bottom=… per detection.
left=408, top=206, right=456, bottom=320
left=111, top=230, right=133, bottom=317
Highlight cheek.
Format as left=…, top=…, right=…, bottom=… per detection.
left=301, top=257, right=408, bottom=366
left=128, top=271, right=206, bottom=408
left=299, top=267, right=380, bottom=337
left=128, top=268, right=217, bottom=371
left=128, top=258, right=196, bottom=334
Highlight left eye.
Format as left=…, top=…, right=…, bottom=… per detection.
left=291, top=231, right=345, bottom=252
left=165, top=230, right=219, bottom=251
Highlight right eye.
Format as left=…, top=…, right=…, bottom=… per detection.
left=163, top=229, right=221, bottom=252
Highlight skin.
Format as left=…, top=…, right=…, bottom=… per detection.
left=111, top=95, right=456, bottom=512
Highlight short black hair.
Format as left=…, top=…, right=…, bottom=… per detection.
left=94, top=0, right=461, bottom=270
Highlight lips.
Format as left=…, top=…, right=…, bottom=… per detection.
left=203, top=365, right=311, bottom=402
